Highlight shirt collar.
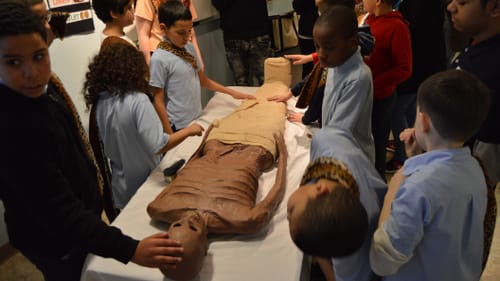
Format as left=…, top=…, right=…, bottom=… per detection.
left=334, top=48, right=362, bottom=73
left=402, top=147, right=471, bottom=177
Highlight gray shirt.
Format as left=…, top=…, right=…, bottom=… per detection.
left=149, top=42, right=202, bottom=129
left=96, top=91, right=169, bottom=208
left=322, top=49, right=375, bottom=163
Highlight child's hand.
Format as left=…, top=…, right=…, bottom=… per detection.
left=400, top=128, right=423, bottom=157
left=284, top=54, right=313, bottom=65
left=131, top=232, right=184, bottom=268
left=287, top=112, right=304, bottom=123
left=231, top=91, right=256, bottom=100
left=267, top=91, right=293, bottom=102
left=187, top=123, right=204, bottom=136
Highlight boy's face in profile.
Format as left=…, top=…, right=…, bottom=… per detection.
left=313, top=24, right=357, bottom=68
left=114, top=0, right=135, bottom=28
left=362, top=0, right=377, bottom=14
left=447, top=0, right=491, bottom=35
left=0, top=33, right=50, bottom=98
left=161, top=19, right=193, bottom=48
left=287, top=178, right=342, bottom=235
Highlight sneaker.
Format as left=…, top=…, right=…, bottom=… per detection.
left=386, top=159, right=403, bottom=174
left=386, top=140, right=396, bottom=152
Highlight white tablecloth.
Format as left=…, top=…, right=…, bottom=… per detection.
left=81, top=87, right=312, bottom=281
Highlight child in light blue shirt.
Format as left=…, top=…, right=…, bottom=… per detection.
left=149, top=1, right=254, bottom=134
left=287, top=127, right=386, bottom=281
left=84, top=37, right=203, bottom=209
left=370, top=70, right=491, bottom=281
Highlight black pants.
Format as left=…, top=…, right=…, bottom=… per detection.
left=372, top=93, right=397, bottom=179
left=23, top=249, right=87, bottom=281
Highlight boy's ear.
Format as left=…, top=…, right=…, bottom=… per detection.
left=159, top=23, right=167, bottom=32
left=315, top=180, right=332, bottom=197
left=419, top=111, right=432, bottom=133
left=109, top=10, right=119, bottom=20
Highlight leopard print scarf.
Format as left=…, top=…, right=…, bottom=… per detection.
left=301, top=156, right=359, bottom=199
left=49, top=74, right=105, bottom=196
left=296, top=63, right=327, bottom=109
left=158, top=40, right=198, bottom=70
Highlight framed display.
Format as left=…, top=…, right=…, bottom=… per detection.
left=46, top=0, right=94, bottom=36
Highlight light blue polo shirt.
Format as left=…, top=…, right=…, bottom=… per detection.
left=311, top=127, right=387, bottom=281
left=322, top=49, right=375, bottom=163
left=149, top=41, right=202, bottom=129
left=96, top=91, right=169, bottom=208
left=371, top=147, right=486, bottom=281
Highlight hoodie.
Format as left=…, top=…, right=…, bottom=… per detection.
left=364, top=11, right=412, bottom=100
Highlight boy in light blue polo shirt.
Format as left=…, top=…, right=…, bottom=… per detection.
left=314, top=6, right=375, bottom=163
left=370, top=70, right=491, bottom=281
left=287, top=127, right=386, bottom=281
left=149, top=1, right=254, bottom=134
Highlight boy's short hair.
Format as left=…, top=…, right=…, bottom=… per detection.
left=315, top=5, right=358, bottom=39
left=0, top=0, right=46, bottom=41
left=92, top=0, right=131, bottom=23
left=417, top=69, right=491, bottom=142
left=317, top=0, right=355, bottom=13
left=158, top=0, right=192, bottom=27
left=291, top=157, right=368, bottom=258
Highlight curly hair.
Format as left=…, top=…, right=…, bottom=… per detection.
left=83, top=37, right=150, bottom=110
left=0, top=1, right=46, bottom=41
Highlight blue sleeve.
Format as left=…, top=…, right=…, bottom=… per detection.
left=358, top=25, right=374, bottom=56
left=326, top=73, right=371, bottom=131
left=149, top=52, right=169, bottom=89
left=291, top=79, right=305, bottom=96
left=133, top=94, right=169, bottom=154
left=383, top=179, right=428, bottom=257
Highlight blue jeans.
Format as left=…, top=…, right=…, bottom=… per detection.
left=224, top=35, right=270, bottom=86
left=390, top=93, right=416, bottom=162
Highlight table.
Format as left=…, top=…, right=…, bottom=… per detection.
left=81, top=87, right=312, bottom=281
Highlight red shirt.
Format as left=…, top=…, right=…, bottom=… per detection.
left=365, top=11, right=412, bottom=100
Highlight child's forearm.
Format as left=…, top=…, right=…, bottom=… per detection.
left=378, top=168, right=404, bottom=226
left=135, top=17, right=153, bottom=64
left=190, top=29, right=204, bottom=70
left=152, top=88, right=173, bottom=134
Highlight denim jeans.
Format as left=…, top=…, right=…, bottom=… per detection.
left=224, top=35, right=270, bottom=86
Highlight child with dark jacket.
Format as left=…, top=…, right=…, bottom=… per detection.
left=0, top=2, right=184, bottom=279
